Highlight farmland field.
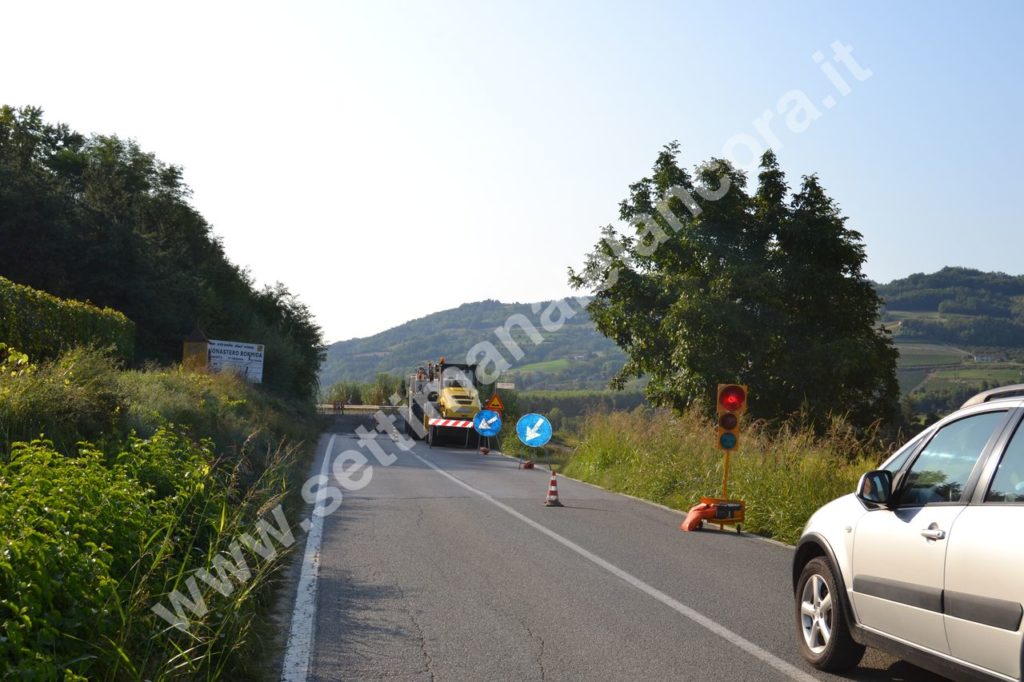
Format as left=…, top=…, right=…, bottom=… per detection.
left=514, top=358, right=572, bottom=373
left=897, top=367, right=932, bottom=395
left=895, top=342, right=971, bottom=367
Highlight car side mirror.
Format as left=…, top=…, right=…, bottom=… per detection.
left=857, top=470, right=893, bottom=507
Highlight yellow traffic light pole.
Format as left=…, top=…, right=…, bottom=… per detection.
left=709, top=384, right=748, bottom=531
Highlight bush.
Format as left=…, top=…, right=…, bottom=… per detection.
left=0, top=346, right=317, bottom=678
left=0, top=429, right=298, bottom=679
left=0, top=347, right=313, bottom=460
left=0, top=346, right=125, bottom=455
left=0, top=276, right=134, bottom=362
left=564, top=408, right=885, bottom=544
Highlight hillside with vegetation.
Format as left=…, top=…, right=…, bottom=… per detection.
left=0, top=106, right=325, bottom=678
left=0, top=105, right=323, bottom=402
left=322, top=266, right=1024, bottom=421
left=879, top=267, right=1024, bottom=419
left=320, top=299, right=628, bottom=391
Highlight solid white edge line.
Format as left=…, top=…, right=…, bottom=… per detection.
left=411, top=450, right=818, bottom=682
left=280, top=433, right=336, bottom=682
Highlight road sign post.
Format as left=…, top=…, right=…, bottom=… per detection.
left=484, top=393, right=505, bottom=414
left=516, top=413, right=552, bottom=448
left=473, top=410, right=502, bottom=455
left=516, top=413, right=552, bottom=470
left=473, top=410, right=502, bottom=438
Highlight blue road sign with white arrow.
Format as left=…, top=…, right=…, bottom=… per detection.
left=473, top=410, right=502, bottom=437
left=516, top=413, right=552, bottom=447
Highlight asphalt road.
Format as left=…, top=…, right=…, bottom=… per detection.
left=282, top=418, right=948, bottom=681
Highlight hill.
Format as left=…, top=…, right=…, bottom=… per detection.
left=320, top=267, right=1024, bottom=398
left=319, top=299, right=627, bottom=390
left=0, top=105, right=323, bottom=402
left=879, top=266, right=1024, bottom=346
left=876, top=267, right=1024, bottom=414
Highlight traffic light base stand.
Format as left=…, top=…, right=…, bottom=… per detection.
left=700, top=496, right=745, bottom=533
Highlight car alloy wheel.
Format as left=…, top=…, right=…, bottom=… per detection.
left=800, top=572, right=833, bottom=654
left=794, top=556, right=865, bottom=671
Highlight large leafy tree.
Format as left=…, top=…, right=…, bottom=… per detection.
left=0, top=105, right=325, bottom=402
left=570, top=143, right=898, bottom=428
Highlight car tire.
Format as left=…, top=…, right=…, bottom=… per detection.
left=795, top=556, right=865, bottom=671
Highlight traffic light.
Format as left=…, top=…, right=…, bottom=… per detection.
left=716, top=384, right=748, bottom=451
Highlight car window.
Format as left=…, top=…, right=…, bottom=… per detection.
left=882, top=431, right=927, bottom=472
left=897, top=411, right=1007, bottom=505
left=986, top=420, right=1024, bottom=503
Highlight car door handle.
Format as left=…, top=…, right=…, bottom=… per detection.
left=920, top=528, right=946, bottom=540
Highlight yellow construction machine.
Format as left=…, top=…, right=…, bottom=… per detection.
left=404, top=360, right=482, bottom=447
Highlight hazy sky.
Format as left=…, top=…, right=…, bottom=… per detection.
left=5, top=1, right=1022, bottom=342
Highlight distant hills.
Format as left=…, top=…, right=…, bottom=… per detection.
left=878, top=267, right=1024, bottom=347
left=318, top=299, right=627, bottom=391
left=320, top=268, right=1024, bottom=393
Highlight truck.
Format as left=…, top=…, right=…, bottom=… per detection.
left=404, top=359, right=483, bottom=447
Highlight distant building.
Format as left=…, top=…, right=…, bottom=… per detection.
left=972, top=354, right=1000, bottom=363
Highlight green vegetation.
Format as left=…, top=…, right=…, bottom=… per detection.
left=516, top=389, right=647, bottom=417
left=930, top=366, right=1024, bottom=385
left=0, top=347, right=315, bottom=679
left=894, top=342, right=969, bottom=368
left=880, top=269, right=1024, bottom=415
left=563, top=409, right=883, bottom=544
left=320, top=265, right=1024, bottom=424
left=896, top=367, right=931, bottom=395
left=514, top=358, right=571, bottom=373
left=0, top=277, right=135, bottom=362
left=319, top=299, right=627, bottom=391
left=323, top=373, right=405, bottom=406
left=0, top=105, right=324, bottom=403
left=0, top=106, right=326, bottom=678
left=879, top=267, right=1024, bottom=348
left=570, top=145, right=898, bottom=430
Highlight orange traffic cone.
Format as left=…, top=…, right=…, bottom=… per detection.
left=522, top=460, right=535, bottom=469
left=545, top=471, right=563, bottom=507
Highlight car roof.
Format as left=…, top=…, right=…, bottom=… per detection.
left=960, top=383, right=1024, bottom=409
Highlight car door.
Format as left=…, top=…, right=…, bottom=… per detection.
left=851, top=409, right=1011, bottom=654
left=944, top=408, right=1024, bottom=679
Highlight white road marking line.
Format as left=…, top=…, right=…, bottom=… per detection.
left=411, top=451, right=818, bottom=682
left=281, top=433, right=336, bottom=682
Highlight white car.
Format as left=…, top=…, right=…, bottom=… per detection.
left=793, top=384, right=1024, bottom=681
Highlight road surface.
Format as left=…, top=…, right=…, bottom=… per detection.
left=281, top=418, right=947, bottom=681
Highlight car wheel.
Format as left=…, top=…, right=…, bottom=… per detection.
left=795, top=556, right=865, bottom=671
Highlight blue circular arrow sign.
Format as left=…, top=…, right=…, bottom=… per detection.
left=473, top=410, right=503, bottom=437
left=516, top=413, right=552, bottom=447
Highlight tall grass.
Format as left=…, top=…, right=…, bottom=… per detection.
left=564, top=408, right=889, bottom=544
left=0, top=347, right=317, bottom=679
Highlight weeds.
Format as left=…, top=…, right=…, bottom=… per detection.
left=564, top=408, right=888, bottom=544
left=0, top=347, right=316, bottom=679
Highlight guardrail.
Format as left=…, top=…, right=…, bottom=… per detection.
left=317, top=404, right=402, bottom=415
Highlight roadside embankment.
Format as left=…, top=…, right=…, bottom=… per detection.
left=0, top=347, right=319, bottom=680
left=562, top=408, right=887, bottom=544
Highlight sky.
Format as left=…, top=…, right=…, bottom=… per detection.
left=4, top=1, right=1022, bottom=342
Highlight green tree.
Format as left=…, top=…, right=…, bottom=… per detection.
left=570, top=144, right=899, bottom=429
left=0, top=105, right=325, bottom=403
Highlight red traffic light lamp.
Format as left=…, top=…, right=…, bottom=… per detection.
left=718, top=385, right=747, bottom=413
left=716, top=384, right=747, bottom=451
